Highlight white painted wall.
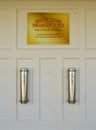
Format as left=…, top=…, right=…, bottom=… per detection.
left=0, top=0, right=96, bottom=130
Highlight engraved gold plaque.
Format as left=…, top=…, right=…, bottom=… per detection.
left=27, top=13, right=69, bottom=44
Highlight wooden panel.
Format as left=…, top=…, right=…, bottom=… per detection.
left=39, top=58, right=60, bottom=120
left=0, top=10, right=12, bottom=49
left=17, top=9, right=79, bottom=49
left=86, top=9, right=96, bottom=49
left=63, top=59, right=81, bottom=119
left=16, top=59, right=38, bottom=120
left=86, top=59, right=96, bottom=119
left=0, top=59, right=11, bottom=119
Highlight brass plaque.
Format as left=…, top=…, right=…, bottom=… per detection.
left=27, top=13, right=69, bottom=44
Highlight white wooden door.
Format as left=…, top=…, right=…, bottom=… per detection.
left=0, top=1, right=96, bottom=130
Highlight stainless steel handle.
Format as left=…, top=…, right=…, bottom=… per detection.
left=68, top=68, right=76, bottom=104
left=20, top=68, right=29, bottom=104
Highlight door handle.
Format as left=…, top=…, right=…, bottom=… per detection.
left=67, top=68, right=76, bottom=104
left=19, top=68, right=29, bottom=104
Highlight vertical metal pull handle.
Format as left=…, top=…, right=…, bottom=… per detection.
left=20, top=68, right=29, bottom=104
left=68, top=68, right=76, bottom=104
